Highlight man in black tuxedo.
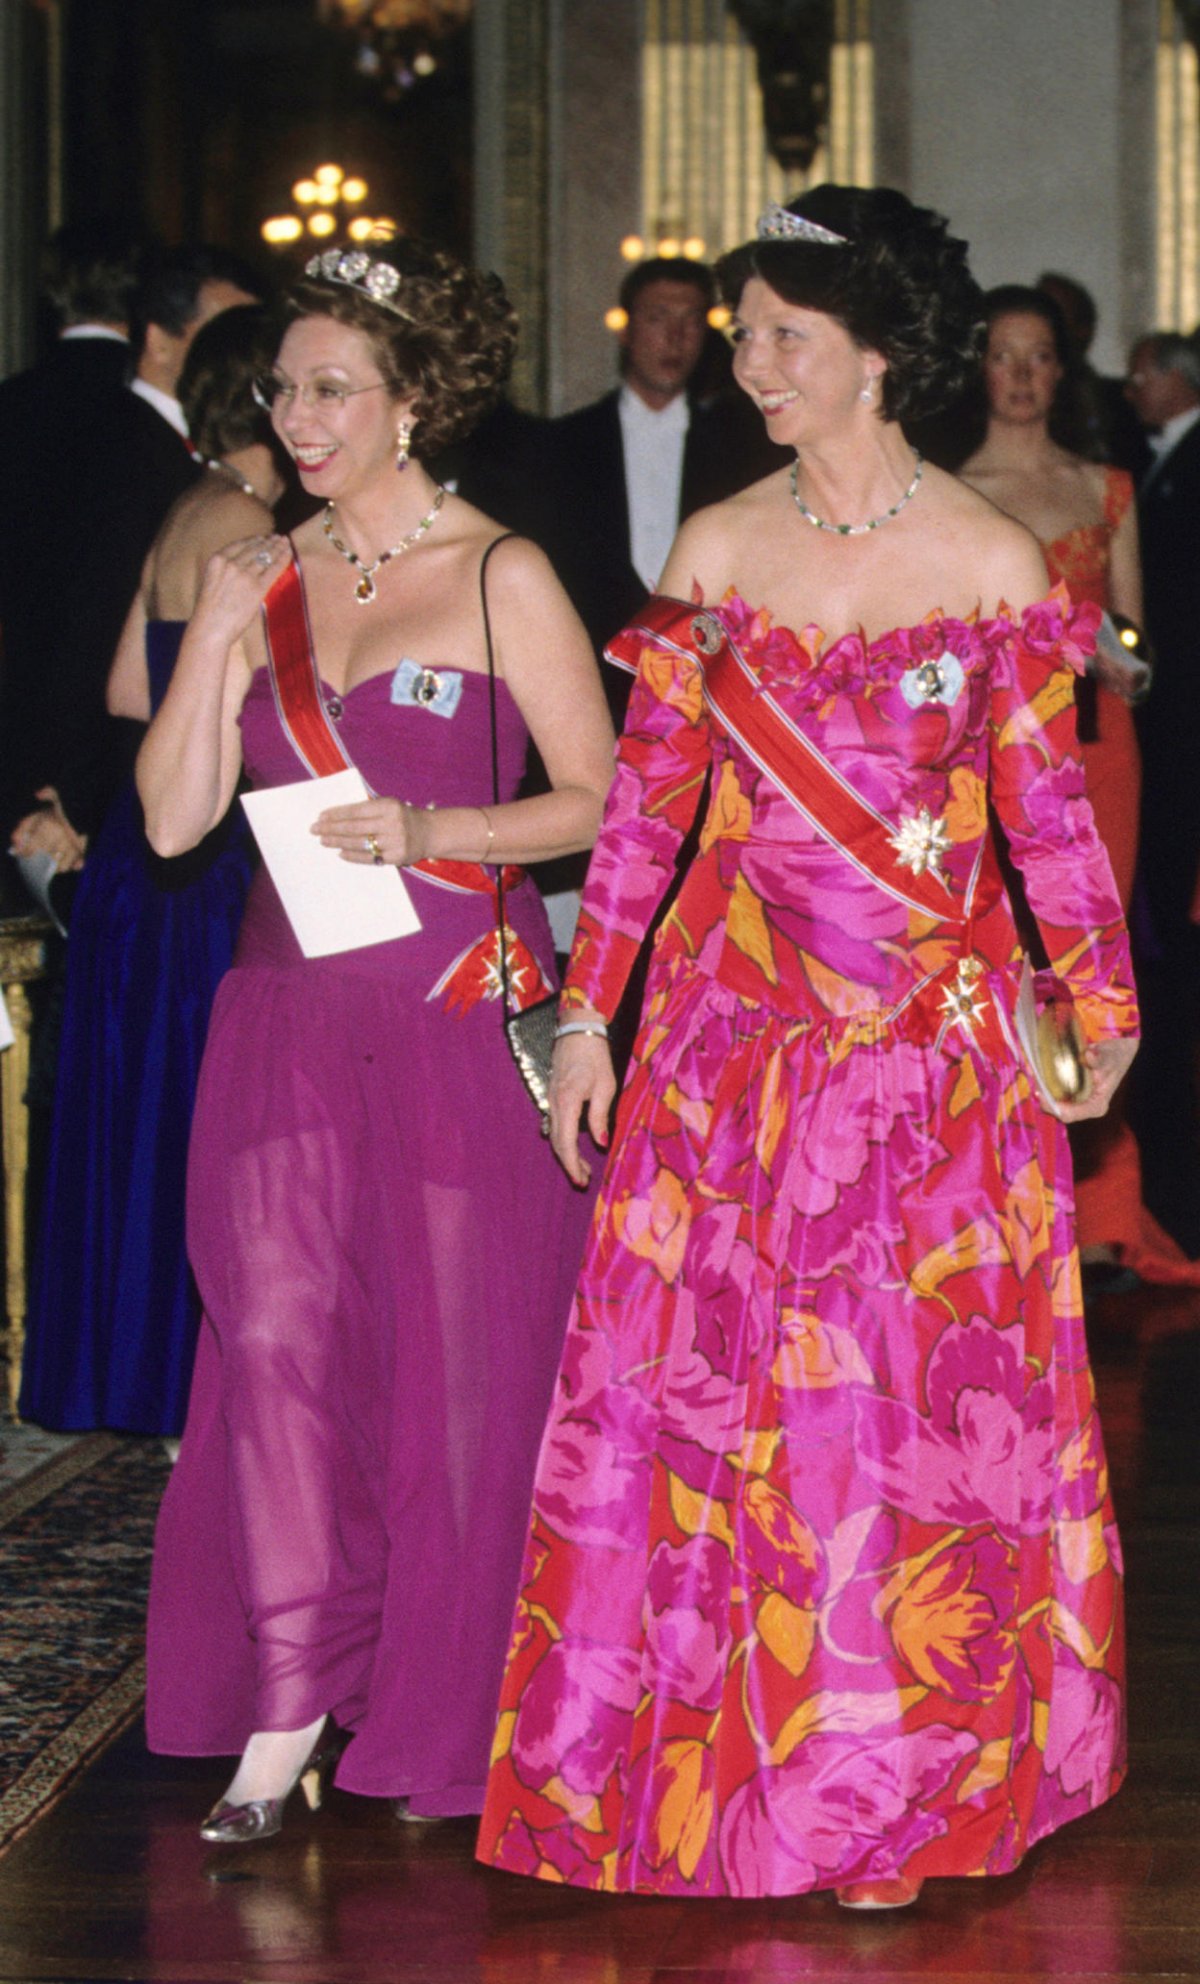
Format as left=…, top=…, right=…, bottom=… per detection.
left=1124, top=331, right=1200, bottom=1246
left=0, top=237, right=258, bottom=871
left=0, top=220, right=143, bottom=851
left=1126, top=332, right=1200, bottom=945
left=543, top=257, right=787, bottom=722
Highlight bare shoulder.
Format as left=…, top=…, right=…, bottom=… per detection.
left=188, top=489, right=275, bottom=561
left=923, top=464, right=1049, bottom=612
left=468, top=527, right=562, bottom=607
left=663, top=472, right=788, bottom=602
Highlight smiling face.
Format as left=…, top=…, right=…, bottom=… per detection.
left=270, top=314, right=411, bottom=496
left=983, top=310, right=1064, bottom=428
left=730, top=276, right=885, bottom=448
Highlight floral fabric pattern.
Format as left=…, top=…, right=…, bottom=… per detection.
left=477, top=591, right=1133, bottom=1897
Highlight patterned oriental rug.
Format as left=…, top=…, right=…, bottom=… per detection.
left=0, top=1430, right=170, bottom=1856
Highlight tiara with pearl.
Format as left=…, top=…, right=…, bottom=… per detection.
left=304, top=248, right=415, bottom=321
left=756, top=203, right=848, bottom=246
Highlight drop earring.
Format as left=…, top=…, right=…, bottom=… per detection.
left=860, top=383, right=874, bottom=404
left=396, top=417, right=413, bottom=471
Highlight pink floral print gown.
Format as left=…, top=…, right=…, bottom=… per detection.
left=476, top=585, right=1135, bottom=1897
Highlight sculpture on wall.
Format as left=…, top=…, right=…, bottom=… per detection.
left=726, top=0, right=835, bottom=172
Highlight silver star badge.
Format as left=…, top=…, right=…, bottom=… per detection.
left=888, top=806, right=953, bottom=885
left=939, top=957, right=986, bottom=1037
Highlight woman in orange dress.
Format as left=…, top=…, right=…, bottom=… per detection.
left=961, top=283, right=1197, bottom=1288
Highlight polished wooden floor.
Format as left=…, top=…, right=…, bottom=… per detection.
left=1, top=1288, right=1197, bottom=1984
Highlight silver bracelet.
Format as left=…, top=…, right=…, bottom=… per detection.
left=554, top=1020, right=608, bottom=1041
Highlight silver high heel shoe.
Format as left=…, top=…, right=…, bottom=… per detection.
left=200, top=1724, right=345, bottom=1845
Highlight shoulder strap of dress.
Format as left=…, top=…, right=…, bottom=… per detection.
left=1103, top=465, right=1134, bottom=533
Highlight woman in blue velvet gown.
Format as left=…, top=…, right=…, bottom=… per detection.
left=20, top=306, right=287, bottom=1435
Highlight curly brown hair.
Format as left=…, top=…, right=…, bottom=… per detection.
left=284, top=239, right=518, bottom=456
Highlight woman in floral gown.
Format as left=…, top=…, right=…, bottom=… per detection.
left=477, top=188, right=1138, bottom=1908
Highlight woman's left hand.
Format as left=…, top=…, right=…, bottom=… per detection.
left=1054, top=1035, right=1139, bottom=1123
left=313, top=795, right=431, bottom=867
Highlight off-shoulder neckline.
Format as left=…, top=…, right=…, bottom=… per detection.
left=684, top=588, right=1067, bottom=666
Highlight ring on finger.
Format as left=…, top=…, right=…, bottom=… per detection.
left=365, top=833, right=383, bottom=864
left=254, top=546, right=273, bottom=569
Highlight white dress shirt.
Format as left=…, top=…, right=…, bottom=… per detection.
left=618, top=384, right=690, bottom=592
left=59, top=325, right=129, bottom=346
left=1144, top=404, right=1200, bottom=488
left=130, top=376, right=189, bottom=440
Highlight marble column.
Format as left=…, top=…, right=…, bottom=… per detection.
left=871, top=0, right=1157, bottom=376
left=473, top=0, right=640, bottom=413
left=0, top=1, right=61, bottom=378
left=473, top=0, right=551, bottom=411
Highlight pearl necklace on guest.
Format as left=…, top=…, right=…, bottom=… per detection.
left=200, top=455, right=257, bottom=499
left=322, top=488, right=447, bottom=604
left=789, top=451, right=923, bottom=537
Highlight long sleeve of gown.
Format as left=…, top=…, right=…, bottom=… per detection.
left=561, top=620, right=712, bottom=1021
left=988, top=589, right=1139, bottom=1042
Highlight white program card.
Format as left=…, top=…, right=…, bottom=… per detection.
left=241, top=768, right=421, bottom=958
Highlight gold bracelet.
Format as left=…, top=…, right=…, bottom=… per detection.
left=478, top=805, right=495, bottom=860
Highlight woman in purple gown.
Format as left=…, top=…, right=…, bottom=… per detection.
left=138, top=240, right=614, bottom=1840
left=19, top=305, right=280, bottom=1436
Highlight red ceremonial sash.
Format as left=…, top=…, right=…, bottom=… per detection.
left=261, top=557, right=523, bottom=900
left=609, top=595, right=1001, bottom=937
left=608, top=597, right=1009, bottom=1055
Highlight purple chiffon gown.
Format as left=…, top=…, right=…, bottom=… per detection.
left=145, top=656, right=594, bottom=1814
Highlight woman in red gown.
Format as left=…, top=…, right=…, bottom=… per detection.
left=960, top=285, right=1198, bottom=1288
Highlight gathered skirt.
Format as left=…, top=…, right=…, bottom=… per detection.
left=147, top=944, right=594, bottom=1812
left=477, top=953, right=1126, bottom=1891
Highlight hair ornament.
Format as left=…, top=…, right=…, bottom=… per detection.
left=304, top=248, right=415, bottom=321
left=756, top=203, right=848, bottom=247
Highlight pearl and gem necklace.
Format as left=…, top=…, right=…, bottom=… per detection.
left=789, top=451, right=923, bottom=537
left=322, top=486, right=446, bottom=604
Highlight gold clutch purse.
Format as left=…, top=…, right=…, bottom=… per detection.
left=1016, top=957, right=1092, bottom=1108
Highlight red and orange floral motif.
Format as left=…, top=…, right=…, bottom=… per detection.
left=478, top=590, right=1133, bottom=1895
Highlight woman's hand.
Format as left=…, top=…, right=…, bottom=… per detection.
left=313, top=794, right=433, bottom=867
left=10, top=788, right=87, bottom=872
left=1054, top=1035, right=1139, bottom=1123
left=548, top=1029, right=615, bottom=1187
left=191, top=534, right=292, bottom=649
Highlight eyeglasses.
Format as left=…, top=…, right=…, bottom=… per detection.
left=252, top=374, right=390, bottom=413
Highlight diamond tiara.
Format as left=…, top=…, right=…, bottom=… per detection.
left=756, top=204, right=849, bottom=246
left=304, top=248, right=415, bottom=321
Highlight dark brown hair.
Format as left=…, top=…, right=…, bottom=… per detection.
left=178, top=303, right=279, bottom=458
left=284, top=239, right=518, bottom=456
left=717, top=184, right=984, bottom=424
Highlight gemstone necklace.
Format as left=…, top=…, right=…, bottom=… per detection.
left=789, top=452, right=923, bottom=537
left=322, top=486, right=446, bottom=604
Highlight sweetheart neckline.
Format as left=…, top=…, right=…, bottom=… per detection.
left=248, top=663, right=514, bottom=703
